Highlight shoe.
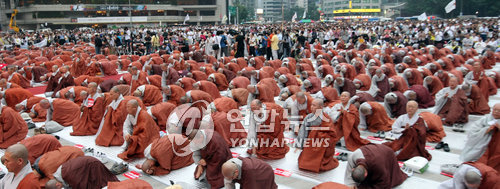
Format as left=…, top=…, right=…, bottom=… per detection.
left=83, top=148, right=94, bottom=155
left=110, top=162, right=128, bottom=175
left=435, top=142, right=444, bottom=149
left=402, top=166, right=414, bottom=177
left=379, top=131, right=385, bottom=138
left=440, top=164, right=459, bottom=175
left=341, top=153, right=348, bottom=161
left=335, top=153, right=343, bottom=160
left=443, top=143, right=450, bottom=152
left=54, top=135, right=60, bottom=140
left=374, top=131, right=381, bottom=138
left=34, top=128, right=40, bottom=135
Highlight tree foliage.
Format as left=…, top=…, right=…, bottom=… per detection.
left=401, top=0, right=500, bottom=17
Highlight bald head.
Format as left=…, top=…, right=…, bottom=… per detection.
left=126, top=99, right=139, bottom=116
left=464, top=170, right=482, bottom=186
left=5, top=144, right=28, bottom=163
left=221, top=160, right=239, bottom=181
left=407, top=100, right=418, bottom=116
left=492, top=103, right=500, bottom=119
left=39, top=99, right=50, bottom=109
left=352, top=165, right=367, bottom=183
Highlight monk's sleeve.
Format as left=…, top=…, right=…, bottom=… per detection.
left=2, top=111, right=21, bottom=139
left=344, top=149, right=364, bottom=186
left=358, top=111, right=367, bottom=130
left=461, top=117, right=494, bottom=161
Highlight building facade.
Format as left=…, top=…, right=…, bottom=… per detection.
left=1, top=0, right=227, bottom=30
left=322, top=0, right=381, bottom=20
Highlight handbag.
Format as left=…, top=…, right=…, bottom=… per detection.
left=212, top=44, right=219, bottom=50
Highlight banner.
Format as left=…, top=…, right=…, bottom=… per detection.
left=76, top=17, right=147, bottom=24
left=70, top=5, right=146, bottom=11
left=333, top=9, right=381, bottom=14
left=418, top=12, right=427, bottom=21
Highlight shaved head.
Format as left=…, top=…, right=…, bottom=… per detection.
left=39, top=99, right=50, bottom=109
left=222, top=160, right=239, bottom=181
left=352, top=165, right=367, bottom=183
left=464, top=171, right=481, bottom=186
left=5, top=144, right=28, bottom=163
left=492, top=103, right=500, bottom=119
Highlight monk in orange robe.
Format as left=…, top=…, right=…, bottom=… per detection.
left=55, top=86, right=88, bottom=105
left=149, top=102, right=176, bottom=131
left=120, top=66, right=148, bottom=93
left=424, top=75, right=444, bottom=98
left=208, top=72, right=229, bottom=91
left=163, top=85, right=185, bottom=105
left=39, top=98, right=80, bottom=126
left=6, top=66, right=30, bottom=88
left=31, top=146, right=84, bottom=187
left=193, top=80, right=221, bottom=100
left=0, top=105, right=28, bottom=148
left=2, top=87, right=33, bottom=109
left=107, top=179, right=153, bottom=189
left=419, top=112, right=446, bottom=143
left=136, top=134, right=193, bottom=175
left=95, top=87, right=144, bottom=147
left=212, top=97, right=238, bottom=113
left=132, top=84, right=163, bottom=106
left=359, top=101, right=394, bottom=132
left=462, top=83, right=491, bottom=115
left=326, top=92, right=370, bottom=151
left=0, top=144, right=40, bottom=189
left=71, top=82, right=106, bottom=136
left=118, top=99, right=160, bottom=160
left=247, top=99, right=289, bottom=159
left=297, top=99, right=339, bottom=173
left=15, top=96, right=45, bottom=113
left=19, top=134, right=61, bottom=164
left=209, top=110, right=247, bottom=147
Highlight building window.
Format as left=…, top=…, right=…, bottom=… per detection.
left=372, top=0, right=379, bottom=3
left=352, top=6, right=360, bottom=9
left=362, top=0, right=370, bottom=3
left=200, top=10, right=215, bottom=16
left=352, top=0, right=360, bottom=3
left=372, top=5, right=379, bottom=8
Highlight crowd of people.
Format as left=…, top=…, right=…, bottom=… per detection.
left=0, top=17, right=498, bottom=188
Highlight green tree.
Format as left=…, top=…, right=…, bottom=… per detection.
left=402, top=0, right=500, bottom=17
left=233, top=0, right=251, bottom=23
left=284, top=6, right=305, bottom=22
left=307, top=1, right=320, bottom=20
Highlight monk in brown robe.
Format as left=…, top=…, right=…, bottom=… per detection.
left=136, top=134, right=193, bottom=175
left=149, top=102, right=176, bottom=130
left=0, top=105, right=28, bottom=148
left=384, top=101, right=432, bottom=161
left=48, top=66, right=75, bottom=98
left=193, top=80, right=221, bottom=100
left=6, top=66, right=30, bottom=88
left=132, top=84, right=163, bottom=106
left=44, top=156, right=118, bottom=189
left=208, top=72, right=229, bottom=91
left=30, top=102, right=47, bottom=122
left=122, top=66, right=148, bottom=93
left=15, top=96, right=45, bottom=113
left=2, top=87, right=33, bottom=109
left=433, top=77, right=469, bottom=126
left=247, top=83, right=274, bottom=104
left=326, top=92, right=370, bottom=151
left=107, top=179, right=153, bottom=189
left=95, top=87, right=137, bottom=147
left=190, top=130, right=232, bottom=189
left=209, top=109, right=247, bottom=147
left=462, top=83, right=491, bottom=115
left=297, top=99, right=339, bottom=173
left=345, top=143, right=408, bottom=188
left=313, top=182, right=350, bottom=189
left=359, top=101, right=394, bottom=132
left=464, top=62, right=496, bottom=102
left=32, top=146, right=84, bottom=187
left=0, top=79, right=21, bottom=91
left=334, top=77, right=357, bottom=96
left=39, top=99, right=80, bottom=127
left=439, top=162, right=500, bottom=189
left=161, top=64, right=180, bottom=87
left=228, top=88, right=249, bottom=106
left=56, top=86, right=88, bottom=105
left=404, top=85, right=435, bottom=109
left=19, top=134, right=61, bottom=164
left=384, top=91, right=408, bottom=118
left=163, top=85, right=185, bottom=105
left=229, top=76, right=250, bottom=89
left=424, top=75, right=444, bottom=98
left=0, top=144, right=39, bottom=189
left=71, top=82, right=106, bottom=136
left=222, top=157, right=278, bottom=189
left=247, top=99, right=290, bottom=159
left=212, top=97, right=238, bottom=113
left=118, top=99, right=160, bottom=160
left=419, top=112, right=446, bottom=143
left=461, top=103, right=500, bottom=172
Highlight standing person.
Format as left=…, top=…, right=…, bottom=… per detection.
left=271, top=30, right=279, bottom=60
left=249, top=33, right=257, bottom=57
left=266, top=32, right=272, bottom=60
left=235, top=32, right=245, bottom=58
left=144, top=33, right=152, bottom=55
left=125, top=27, right=132, bottom=54
left=281, top=32, right=291, bottom=59
left=220, top=31, right=229, bottom=57
left=151, top=33, right=160, bottom=53
left=94, top=34, right=103, bottom=55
